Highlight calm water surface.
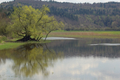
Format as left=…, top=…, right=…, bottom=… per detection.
left=0, top=38, right=120, bottom=80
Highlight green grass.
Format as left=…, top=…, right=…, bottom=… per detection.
left=0, top=30, right=120, bottom=50
left=49, top=30, right=120, bottom=39
left=48, top=35, right=119, bottom=39
left=0, top=42, right=25, bottom=50
left=93, top=31, right=120, bottom=35
left=53, top=30, right=66, bottom=32
left=54, top=30, right=120, bottom=34
left=0, top=40, right=51, bottom=50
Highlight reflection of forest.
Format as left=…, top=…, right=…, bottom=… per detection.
left=0, top=39, right=120, bottom=77
left=0, top=43, right=63, bottom=77
left=46, top=39, right=120, bottom=58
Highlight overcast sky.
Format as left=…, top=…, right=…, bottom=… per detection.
left=0, top=0, right=120, bottom=4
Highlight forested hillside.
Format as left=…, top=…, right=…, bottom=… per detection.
left=1, top=1, right=120, bottom=30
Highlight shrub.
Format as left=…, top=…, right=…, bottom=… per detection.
left=1, top=36, right=7, bottom=41
left=0, top=39, right=2, bottom=43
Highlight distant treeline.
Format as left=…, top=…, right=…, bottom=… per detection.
left=65, top=28, right=120, bottom=31
left=1, top=1, right=120, bottom=30
left=49, top=6, right=78, bottom=21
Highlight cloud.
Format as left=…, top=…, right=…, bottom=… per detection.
left=0, top=0, right=13, bottom=4
left=42, top=57, right=120, bottom=80
left=0, top=57, right=120, bottom=80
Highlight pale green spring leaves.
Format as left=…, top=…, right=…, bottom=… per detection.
left=10, top=5, right=64, bottom=41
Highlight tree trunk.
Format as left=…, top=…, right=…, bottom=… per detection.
left=17, top=35, right=37, bottom=42
left=44, top=31, right=51, bottom=41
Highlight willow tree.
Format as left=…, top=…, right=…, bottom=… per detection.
left=10, top=5, right=64, bottom=41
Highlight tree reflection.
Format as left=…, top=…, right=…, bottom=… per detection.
left=47, top=39, right=120, bottom=58
left=0, top=43, right=64, bottom=77
left=0, top=50, right=8, bottom=64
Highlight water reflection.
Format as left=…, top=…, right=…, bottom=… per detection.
left=0, top=43, right=63, bottom=77
left=48, top=57, right=120, bottom=80
left=42, top=37, right=75, bottom=40
left=46, top=38, right=120, bottom=58
left=0, top=38, right=120, bottom=80
left=44, top=39, right=120, bottom=80
left=90, top=43, right=120, bottom=46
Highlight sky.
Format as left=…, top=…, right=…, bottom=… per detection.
left=0, top=0, right=120, bottom=4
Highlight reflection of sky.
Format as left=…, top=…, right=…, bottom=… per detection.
left=90, top=43, right=120, bottom=46
left=0, top=59, right=15, bottom=80
left=0, top=57, right=120, bottom=80
left=42, top=37, right=75, bottom=40
left=45, top=57, right=120, bottom=80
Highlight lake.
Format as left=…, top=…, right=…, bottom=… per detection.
left=0, top=37, right=120, bottom=80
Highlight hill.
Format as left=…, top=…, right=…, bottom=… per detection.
left=1, top=1, right=120, bottom=30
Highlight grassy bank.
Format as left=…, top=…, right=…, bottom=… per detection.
left=0, top=42, right=25, bottom=50
left=0, top=31, right=120, bottom=50
left=0, top=39, right=51, bottom=50
left=49, top=31, right=120, bottom=38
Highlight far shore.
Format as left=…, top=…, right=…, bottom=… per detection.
left=0, top=31, right=120, bottom=50
left=48, top=31, right=120, bottom=39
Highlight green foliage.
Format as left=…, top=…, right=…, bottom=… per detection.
left=1, top=1, right=120, bottom=31
left=10, top=5, right=64, bottom=41
left=0, top=14, right=10, bottom=37
left=49, top=6, right=78, bottom=21
left=0, top=39, right=2, bottom=43
left=1, top=36, right=7, bottom=41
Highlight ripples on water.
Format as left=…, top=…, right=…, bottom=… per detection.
left=0, top=38, right=120, bottom=80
